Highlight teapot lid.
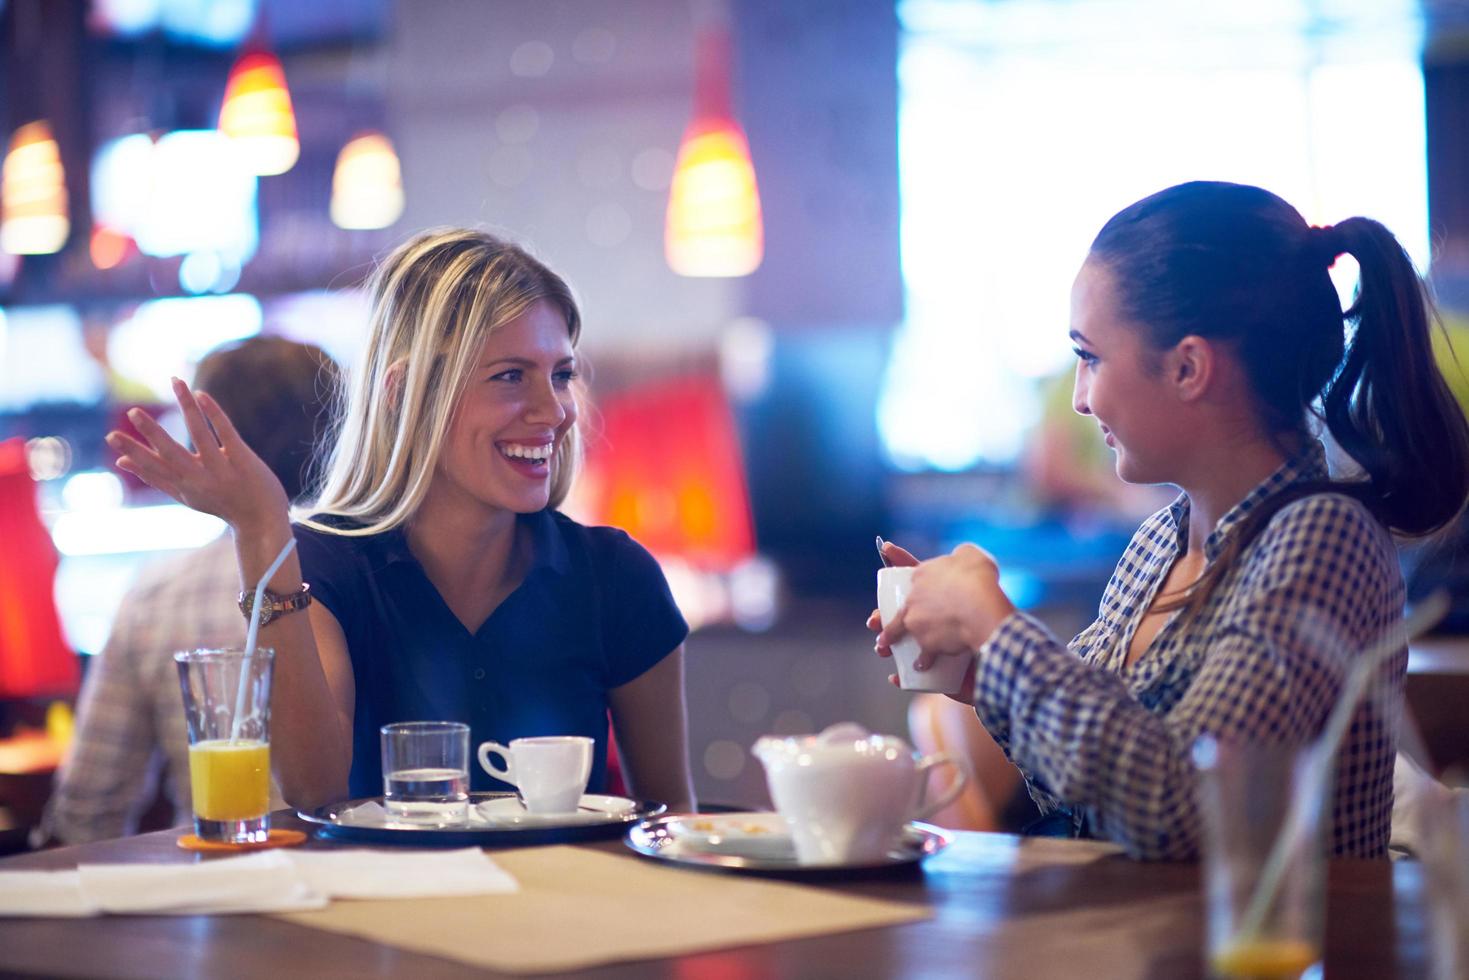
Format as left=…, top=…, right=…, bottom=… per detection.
left=753, top=722, right=914, bottom=763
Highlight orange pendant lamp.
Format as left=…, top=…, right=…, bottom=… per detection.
left=664, top=25, right=763, bottom=278
left=0, top=120, right=70, bottom=255
left=330, top=131, right=405, bottom=230
left=218, top=49, right=299, bottom=176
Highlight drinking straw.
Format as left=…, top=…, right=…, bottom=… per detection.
left=230, top=537, right=298, bottom=743
left=1233, top=591, right=1449, bottom=943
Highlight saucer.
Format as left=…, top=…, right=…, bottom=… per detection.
left=626, top=812, right=952, bottom=876
left=474, top=794, right=638, bottom=828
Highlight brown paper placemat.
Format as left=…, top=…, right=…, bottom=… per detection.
left=273, top=844, right=931, bottom=974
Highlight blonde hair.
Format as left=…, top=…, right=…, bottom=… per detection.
left=298, top=228, right=583, bottom=535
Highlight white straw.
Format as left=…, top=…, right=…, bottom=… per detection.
left=1233, top=591, right=1448, bottom=943
left=231, top=537, right=298, bottom=743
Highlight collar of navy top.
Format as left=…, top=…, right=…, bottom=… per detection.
left=365, top=507, right=571, bottom=578
left=1160, top=440, right=1329, bottom=563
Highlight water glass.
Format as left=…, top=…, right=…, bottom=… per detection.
left=381, top=721, right=470, bottom=825
left=1418, top=787, right=1469, bottom=980
left=175, top=648, right=275, bottom=844
left=1194, top=738, right=1325, bottom=980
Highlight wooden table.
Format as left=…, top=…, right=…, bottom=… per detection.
left=1407, top=636, right=1469, bottom=775
left=0, top=812, right=1426, bottom=978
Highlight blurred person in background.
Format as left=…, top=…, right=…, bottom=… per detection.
left=875, top=181, right=1469, bottom=859
left=42, top=337, right=339, bottom=844
left=108, top=229, right=696, bottom=812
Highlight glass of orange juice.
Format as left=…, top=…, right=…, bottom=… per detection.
left=175, top=648, right=275, bottom=843
left=1194, top=738, right=1325, bottom=980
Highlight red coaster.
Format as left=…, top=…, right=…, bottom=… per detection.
left=177, top=829, right=307, bottom=852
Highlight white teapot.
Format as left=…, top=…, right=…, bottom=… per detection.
left=752, top=723, right=968, bottom=865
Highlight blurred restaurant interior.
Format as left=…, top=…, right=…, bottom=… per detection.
left=2, top=0, right=1469, bottom=844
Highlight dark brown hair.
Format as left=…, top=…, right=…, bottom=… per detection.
left=1088, top=181, right=1469, bottom=614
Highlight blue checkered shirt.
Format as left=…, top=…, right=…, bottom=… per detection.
left=974, top=443, right=1404, bottom=859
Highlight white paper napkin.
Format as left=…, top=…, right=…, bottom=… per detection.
left=0, top=870, right=95, bottom=917
left=79, top=851, right=326, bottom=915
left=0, top=847, right=517, bottom=918
left=284, top=848, right=518, bottom=898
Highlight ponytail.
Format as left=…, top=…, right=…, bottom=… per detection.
left=1319, top=217, right=1469, bottom=535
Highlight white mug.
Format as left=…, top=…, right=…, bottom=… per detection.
left=478, top=736, right=593, bottom=815
left=752, top=724, right=968, bottom=865
left=877, top=566, right=972, bottom=695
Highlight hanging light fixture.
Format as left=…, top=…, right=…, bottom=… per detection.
left=218, top=49, right=299, bottom=176
left=330, top=131, right=404, bottom=230
left=664, top=21, right=763, bottom=278
left=0, top=120, right=70, bottom=256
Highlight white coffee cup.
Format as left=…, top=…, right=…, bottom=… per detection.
left=752, top=723, right=967, bottom=865
left=877, top=566, right=973, bottom=695
left=478, top=736, right=593, bottom=815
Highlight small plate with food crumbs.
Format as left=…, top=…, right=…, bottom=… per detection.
left=625, top=812, right=951, bottom=877
left=666, top=812, right=794, bottom=859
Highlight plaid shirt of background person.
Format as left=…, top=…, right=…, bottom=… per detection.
left=973, top=442, right=1404, bottom=859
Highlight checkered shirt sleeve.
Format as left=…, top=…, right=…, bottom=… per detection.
left=974, top=482, right=1404, bottom=860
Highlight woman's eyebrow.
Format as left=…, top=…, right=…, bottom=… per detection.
left=478, top=355, right=577, bottom=369
left=1068, top=329, right=1091, bottom=344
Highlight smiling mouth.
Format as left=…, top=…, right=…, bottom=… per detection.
left=499, top=441, right=553, bottom=468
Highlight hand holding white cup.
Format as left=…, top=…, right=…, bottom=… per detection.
left=877, top=566, right=973, bottom=695
left=478, top=736, right=594, bottom=815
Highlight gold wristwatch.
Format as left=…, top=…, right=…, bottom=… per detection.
left=238, top=583, right=312, bottom=628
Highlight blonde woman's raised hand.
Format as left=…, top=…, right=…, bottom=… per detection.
left=107, top=377, right=290, bottom=533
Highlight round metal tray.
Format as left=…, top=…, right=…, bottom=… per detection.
left=299, top=792, right=666, bottom=847
left=624, top=813, right=952, bottom=878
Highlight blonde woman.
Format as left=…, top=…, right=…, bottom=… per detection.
left=109, top=229, right=695, bottom=811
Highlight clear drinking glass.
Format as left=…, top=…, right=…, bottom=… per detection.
left=381, top=721, right=471, bottom=826
left=175, top=648, right=275, bottom=844
left=1194, top=738, right=1326, bottom=980
left=1418, top=787, right=1469, bottom=980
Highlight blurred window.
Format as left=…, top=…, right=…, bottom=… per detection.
left=90, top=0, right=255, bottom=46
left=883, top=0, right=1428, bottom=471
left=108, top=294, right=262, bottom=401
left=0, top=306, right=105, bottom=411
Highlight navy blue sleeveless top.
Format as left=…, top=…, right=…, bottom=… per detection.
left=294, top=510, right=688, bottom=799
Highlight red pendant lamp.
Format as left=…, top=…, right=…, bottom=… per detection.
left=218, top=48, right=299, bottom=177
left=664, top=21, right=763, bottom=278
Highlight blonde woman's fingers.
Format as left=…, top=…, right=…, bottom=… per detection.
left=114, top=453, right=181, bottom=501
left=194, top=390, right=249, bottom=455
left=125, top=407, right=193, bottom=467
left=172, top=378, right=222, bottom=458
left=106, top=430, right=167, bottom=470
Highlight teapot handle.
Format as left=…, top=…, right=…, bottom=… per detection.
left=912, top=752, right=970, bottom=821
